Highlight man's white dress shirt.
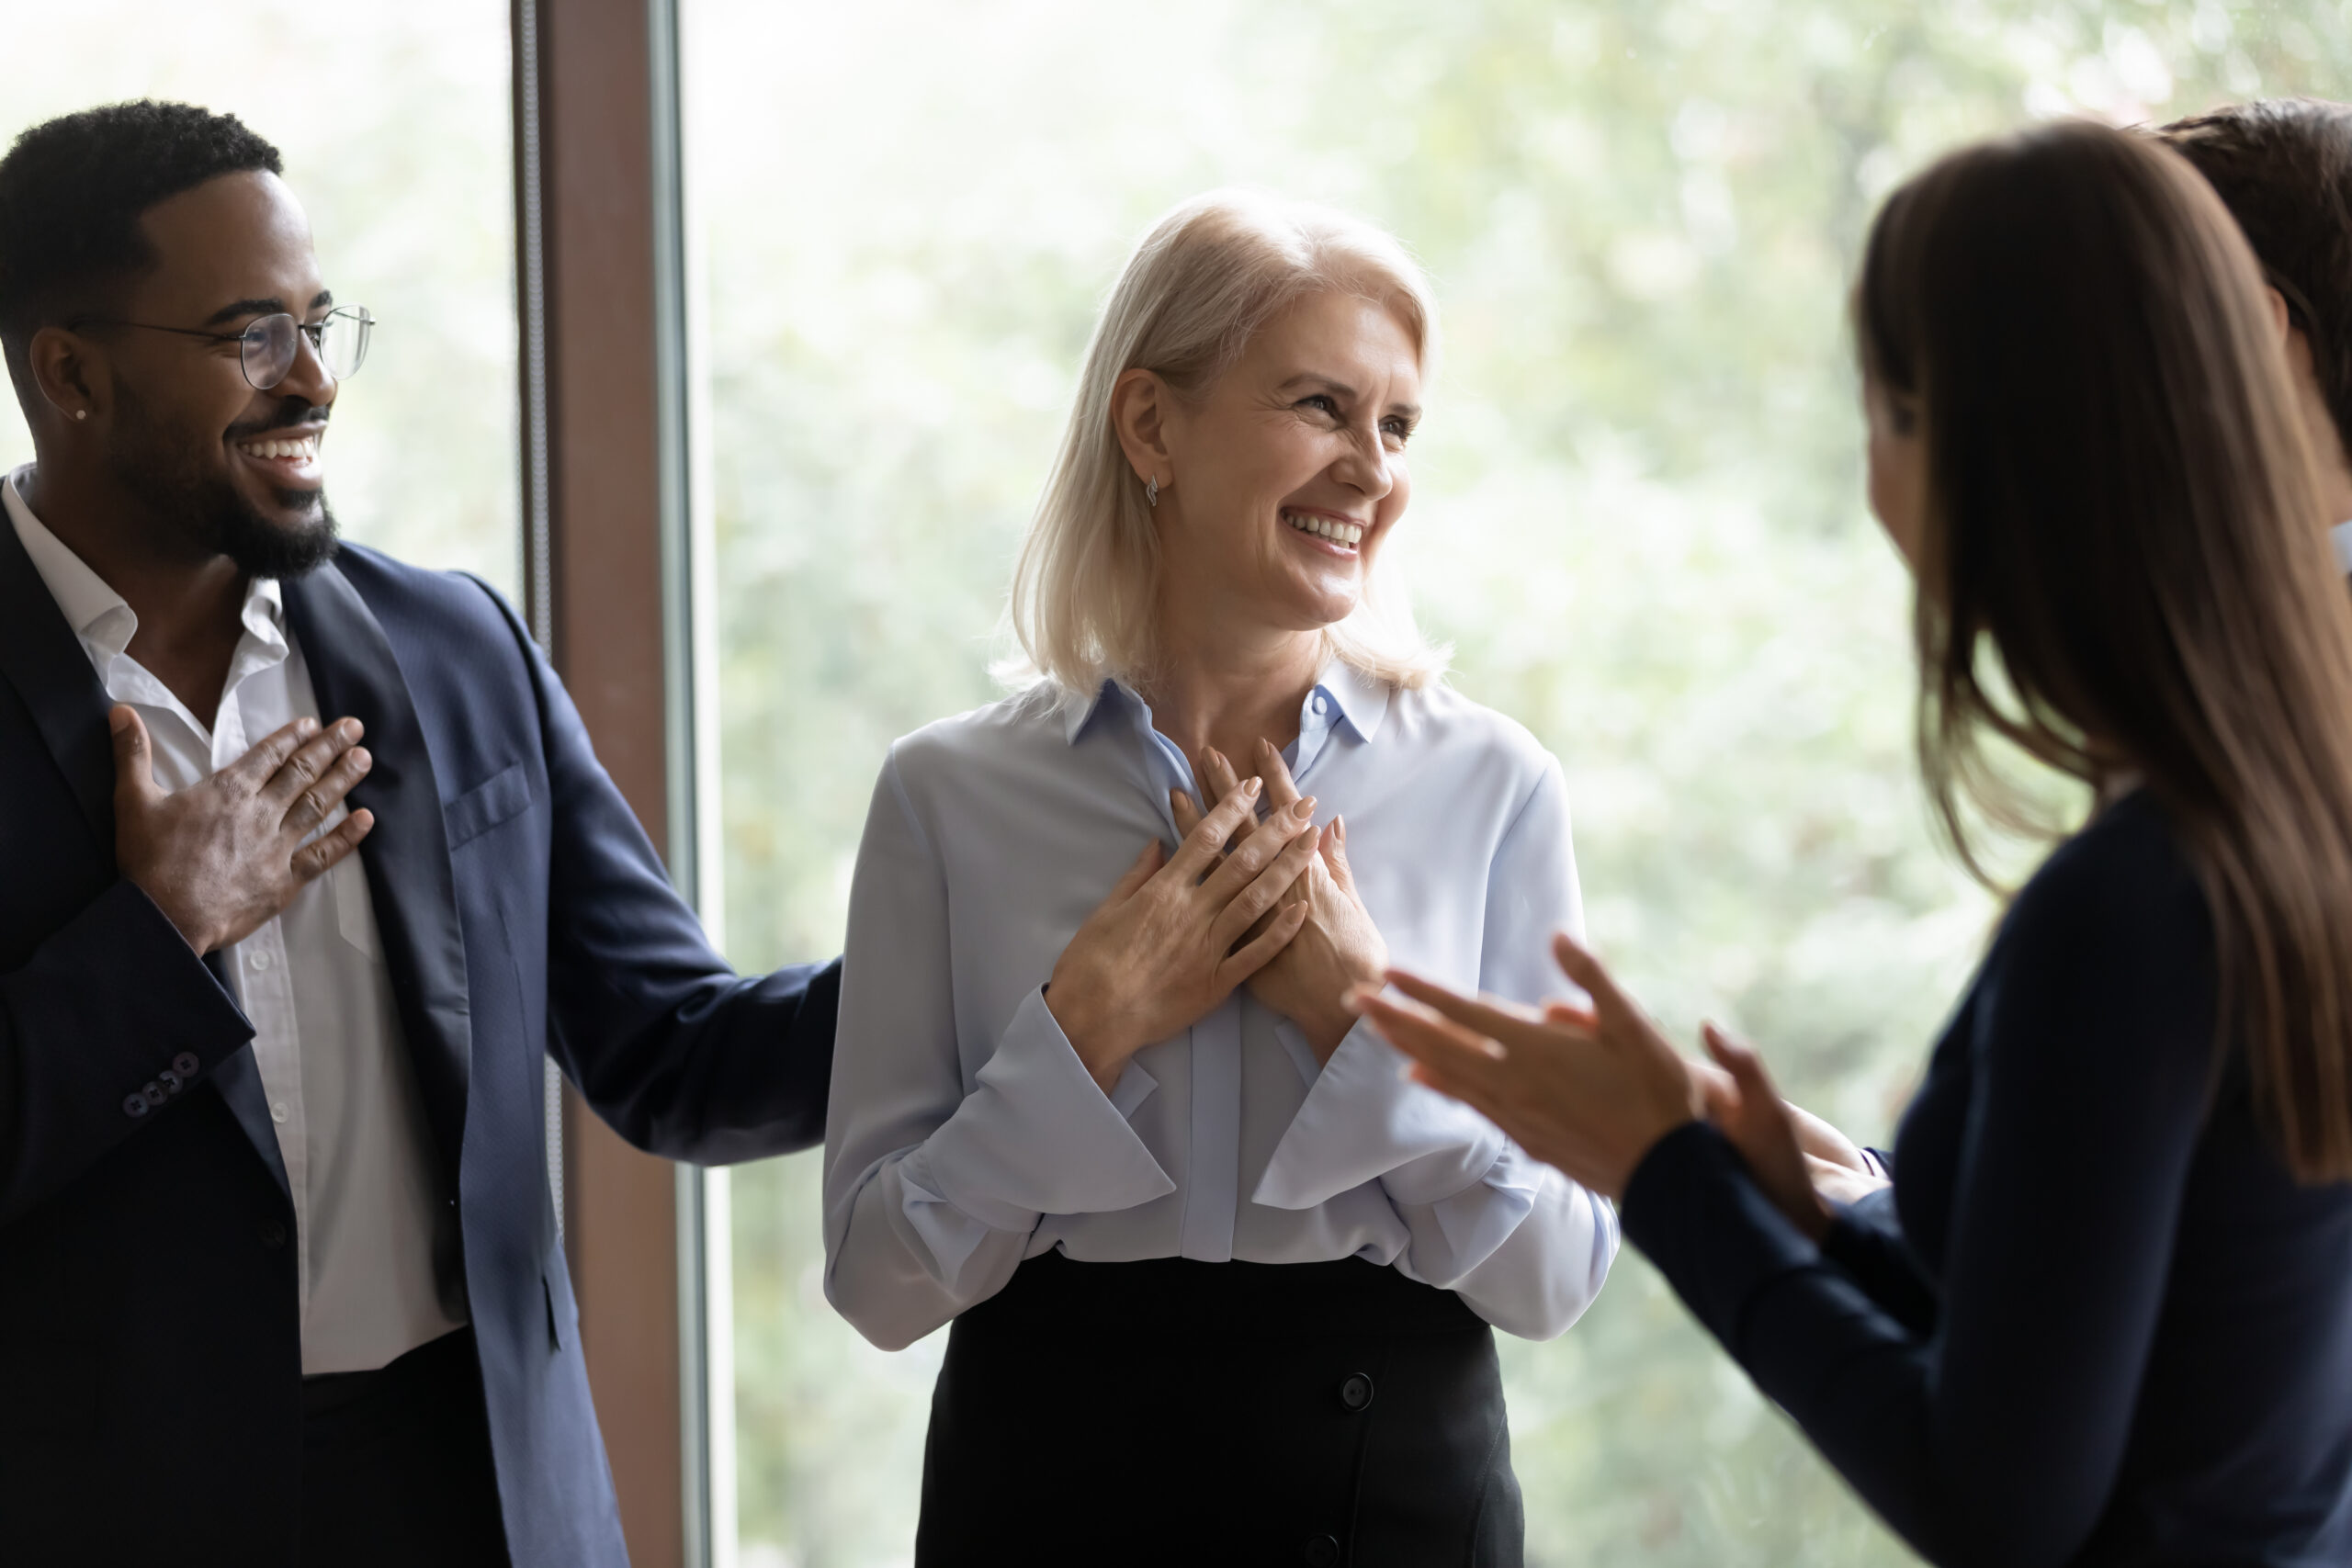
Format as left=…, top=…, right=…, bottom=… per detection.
left=824, top=661, right=1619, bottom=1352
left=6, top=466, right=461, bottom=1374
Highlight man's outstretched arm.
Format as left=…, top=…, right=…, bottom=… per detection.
left=485, top=585, right=840, bottom=1164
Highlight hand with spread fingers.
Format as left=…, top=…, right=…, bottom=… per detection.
left=1688, top=1049, right=1890, bottom=1213
left=1353, top=931, right=1853, bottom=1229
left=1045, top=773, right=1323, bottom=1094
left=1171, top=739, right=1387, bottom=1061
left=1346, top=930, right=1703, bottom=1201
left=1685, top=1023, right=1836, bottom=1238
left=110, top=705, right=377, bottom=956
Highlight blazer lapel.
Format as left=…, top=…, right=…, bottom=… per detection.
left=0, top=513, right=114, bottom=855
left=282, top=560, right=473, bottom=1193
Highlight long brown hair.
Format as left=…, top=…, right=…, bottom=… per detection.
left=1857, top=120, right=2352, bottom=1181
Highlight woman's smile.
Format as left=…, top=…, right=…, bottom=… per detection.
left=1282, top=507, right=1367, bottom=555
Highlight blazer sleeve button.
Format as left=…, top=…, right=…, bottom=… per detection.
left=122, top=1094, right=150, bottom=1119
left=1302, top=1536, right=1340, bottom=1567
left=171, top=1052, right=200, bottom=1077
left=1339, top=1373, right=1374, bottom=1412
left=141, top=1082, right=169, bottom=1109
left=158, top=1070, right=182, bottom=1094
left=260, top=1220, right=288, bottom=1249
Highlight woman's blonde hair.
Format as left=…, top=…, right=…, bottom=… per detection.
left=1007, top=189, right=1450, bottom=695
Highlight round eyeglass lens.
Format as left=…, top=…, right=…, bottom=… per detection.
left=320, top=308, right=372, bottom=380
left=240, top=313, right=300, bottom=390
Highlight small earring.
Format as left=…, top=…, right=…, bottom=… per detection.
left=1145, top=475, right=1159, bottom=508
left=74, top=410, right=87, bottom=422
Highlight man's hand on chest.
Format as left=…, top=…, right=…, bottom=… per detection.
left=111, top=705, right=377, bottom=954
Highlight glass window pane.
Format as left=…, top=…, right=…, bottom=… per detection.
left=0, top=0, right=519, bottom=594
left=688, top=6, right=2351, bottom=1564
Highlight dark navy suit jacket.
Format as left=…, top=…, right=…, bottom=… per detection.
left=1622, top=795, right=2352, bottom=1566
left=0, top=531, right=839, bottom=1566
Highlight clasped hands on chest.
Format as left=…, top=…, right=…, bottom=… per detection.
left=1042, top=737, right=1389, bottom=1096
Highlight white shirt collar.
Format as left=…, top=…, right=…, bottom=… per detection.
left=4, top=463, right=288, bottom=662
left=2331, top=517, right=2352, bottom=577
left=1059, top=657, right=1394, bottom=747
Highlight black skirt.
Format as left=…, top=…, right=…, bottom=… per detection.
left=915, top=1250, right=1522, bottom=1568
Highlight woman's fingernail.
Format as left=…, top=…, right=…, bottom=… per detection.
left=1295, top=795, right=1317, bottom=819
left=1244, top=776, right=1261, bottom=797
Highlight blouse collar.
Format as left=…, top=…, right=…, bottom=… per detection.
left=1060, top=658, right=1393, bottom=749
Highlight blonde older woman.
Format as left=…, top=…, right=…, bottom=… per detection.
left=822, top=192, right=1615, bottom=1566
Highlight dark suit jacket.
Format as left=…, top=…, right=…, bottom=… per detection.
left=0, top=531, right=840, bottom=1566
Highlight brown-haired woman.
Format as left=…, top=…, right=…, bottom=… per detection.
left=1353, top=119, right=2352, bottom=1567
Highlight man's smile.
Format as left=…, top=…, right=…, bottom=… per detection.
left=231, top=423, right=325, bottom=486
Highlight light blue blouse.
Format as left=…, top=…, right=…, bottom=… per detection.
left=821, top=661, right=1619, bottom=1351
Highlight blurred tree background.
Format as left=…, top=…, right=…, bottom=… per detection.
left=686, top=2, right=2352, bottom=1565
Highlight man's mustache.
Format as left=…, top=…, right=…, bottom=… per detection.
left=225, top=398, right=332, bottom=440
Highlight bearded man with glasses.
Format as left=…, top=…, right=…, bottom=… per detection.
left=0, top=102, right=839, bottom=1568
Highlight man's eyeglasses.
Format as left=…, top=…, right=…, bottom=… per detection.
left=70, top=307, right=375, bottom=391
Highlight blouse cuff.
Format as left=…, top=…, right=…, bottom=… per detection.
left=910, top=986, right=1176, bottom=1233
left=1412, top=1142, right=1546, bottom=1283
left=1252, top=1017, right=1507, bottom=1210
left=894, top=1155, right=995, bottom=1292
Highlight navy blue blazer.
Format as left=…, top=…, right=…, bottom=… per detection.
left=1623, top=794, right=2352, bottom=1566
left=0, top=530, right=839, bottom=1567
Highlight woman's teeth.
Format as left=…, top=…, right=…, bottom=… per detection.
left=239, top=435, right=319, bottom=461
left=1285, top=512, right=1363, bottom=547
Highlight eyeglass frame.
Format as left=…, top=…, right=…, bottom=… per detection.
left=63, top=305, right=376, bottom=391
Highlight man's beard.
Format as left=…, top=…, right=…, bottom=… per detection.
left=105, top=389, right=340, bottom=580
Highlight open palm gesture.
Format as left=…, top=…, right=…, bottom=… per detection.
left=1349, top=931, right=1700, bottom=1200
left=1355, top=932, right=1842, bottom=1234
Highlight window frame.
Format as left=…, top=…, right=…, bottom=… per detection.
left=512, top=0, right=721, bottom=1562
